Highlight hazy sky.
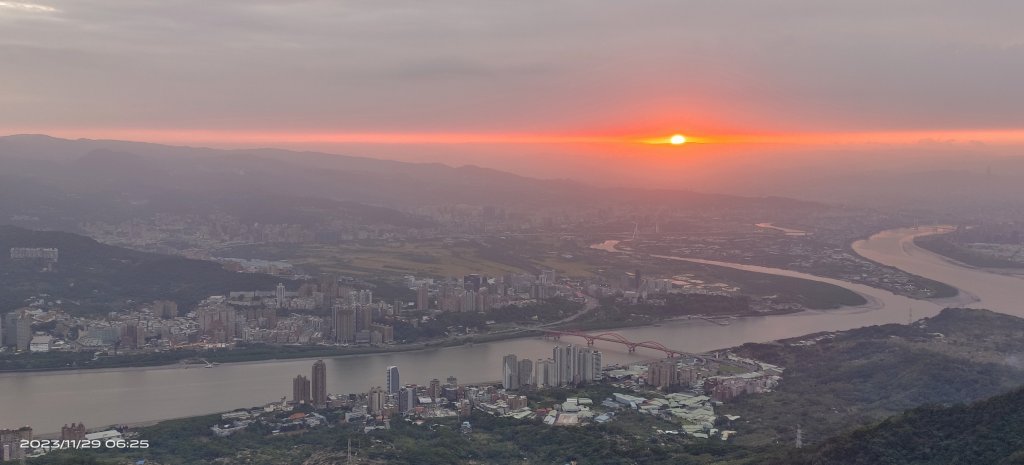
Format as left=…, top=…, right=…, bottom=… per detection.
left=3, top=0, right=1024, bottom=187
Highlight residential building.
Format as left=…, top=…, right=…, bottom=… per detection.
left=386, top=366, right=400, bottom=394
left=311, top=360, right=327, bottom=408
left=293, top=375, right=311, bottom=405
left=502, top=354, right=520, bottom=390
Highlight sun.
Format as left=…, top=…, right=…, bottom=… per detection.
left=670, top=134, right=686, bottom=145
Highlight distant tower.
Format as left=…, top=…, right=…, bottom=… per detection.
left=795, top=424, right=803, bottom=449
left=386, top=366, right=400, bottom=394
left=276, top=283, right=286, bottom=308
left=429, top=378, right=441, bottom=400
left=416, top=284, right=429, bottom=311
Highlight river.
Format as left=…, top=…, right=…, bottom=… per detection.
left=853, top=227, right=1024, bottom=315
left=2, top=227, right=1021, bottom=434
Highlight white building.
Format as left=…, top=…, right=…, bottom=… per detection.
left=29, top=335, right=52, bottom=353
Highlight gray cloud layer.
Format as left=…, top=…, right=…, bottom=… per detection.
left=3, top=0, right=1024, bottom=133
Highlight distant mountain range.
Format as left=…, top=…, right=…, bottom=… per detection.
left=0, top=134, right=823, bottom=231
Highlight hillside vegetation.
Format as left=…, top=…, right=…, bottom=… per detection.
left=0, top=226, right=281, bottom=313
left=721, top=308, right=1024, bottom=447
left=765, top=386, right=1024, bottom=465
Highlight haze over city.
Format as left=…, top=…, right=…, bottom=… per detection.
left=3, top=2, right=1024, bottom=464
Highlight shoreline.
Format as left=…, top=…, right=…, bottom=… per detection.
left=7, top=227, right=979, bottom=436
left=5, top=234, right=930, bottom=376
left=0, top=332, right=536, bottom=377
left=0, top=303, right=863, bottom=377
left=910, top=231, right=1024, bottom=277
left=849, top=226, right=963, bottom=300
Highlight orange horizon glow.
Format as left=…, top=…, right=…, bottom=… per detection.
left=10, top=127, right=1024, bottom=148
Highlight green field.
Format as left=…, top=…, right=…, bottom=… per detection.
left=217, top=238, right=599, bottom=278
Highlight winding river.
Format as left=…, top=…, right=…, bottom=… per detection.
left=2, top=227, right=1021, bottom=434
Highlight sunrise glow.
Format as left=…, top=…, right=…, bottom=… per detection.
left=15, top=127, right=1024, bottom=152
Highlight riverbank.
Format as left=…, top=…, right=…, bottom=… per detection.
left=0, top=328, right=545, bottom=375
left=847, top=226, right=961, bottom=299
left=2, top=291, right=861, bottom=375
left=4, top=227, right=959, bottom=435
left=3, top=229, right=965, bottom=376
left=914, top=233, right=1024, bottom=272
left=0, top=303, right=808, bottom=375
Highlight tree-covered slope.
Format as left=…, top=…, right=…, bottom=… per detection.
left=0, top=225, right=282, bottom=313
left=767, top=385, right=1024, bottom=465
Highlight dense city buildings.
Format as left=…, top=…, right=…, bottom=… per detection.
left=503, top=345, right=602, bottom=391
left=198, top=303, right=237, bottom=343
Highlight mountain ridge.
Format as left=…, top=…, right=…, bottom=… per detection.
left=0, top=134, right=824, bottom=210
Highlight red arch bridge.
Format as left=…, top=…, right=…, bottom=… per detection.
left=540, top=329, right=694, bottom=358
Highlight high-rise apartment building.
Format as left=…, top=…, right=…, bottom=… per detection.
left=367, top=386, right=385, bottom=415
left=398, top=386, right=416, bottom=413
left=416, top=284, right=429, bottom=310
left=333, top=305, right=355, bottom=344
left=386, top=366, right=400, bottom=394
left=517, top=359, right=534, bottom=388
left=3, top=309, right=32, bottom=351
left=276, top=283, right=286, bottom=308
left=356, top=305, right=373, bottom=332
left=549, top=345, right=602, bottom=387
left=429, top=378, right=441, bottom=401
left=502, top=354, right=520, bottom=390
left=311, top=360, right=327, bottom=407
left=535, top=358, right=555, bottom=388
left=293, top=375, right=311, bottom=404
left=198, top=305, right=237, bottom=343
